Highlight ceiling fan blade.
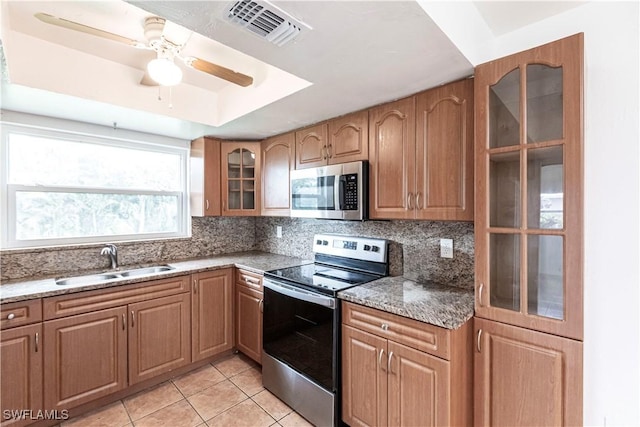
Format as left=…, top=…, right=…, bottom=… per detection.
left=188, top=57, right=253, bottom=87
left=35, top=12, right=145, bottom=47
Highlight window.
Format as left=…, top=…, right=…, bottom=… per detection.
left=1, top=123, right=189, bottom=249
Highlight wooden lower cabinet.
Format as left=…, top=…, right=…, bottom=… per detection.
left=1, top=324, right=43, bottom=427
left=474, top=318, right=583, bottom=426
left=234, top=269, right=263, bottom=364
left=342, top=302, right=471, bottom=427
left=129, top=293, right=191, bottom=384
left=43, top=306, right=127, bottom=411
left=192, top=269, right=234, bottom=362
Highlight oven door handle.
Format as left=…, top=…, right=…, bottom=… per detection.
left=264, top=279, right=337, bottom=310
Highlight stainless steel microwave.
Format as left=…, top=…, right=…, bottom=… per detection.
left=290, top=161, right=368, bottom=220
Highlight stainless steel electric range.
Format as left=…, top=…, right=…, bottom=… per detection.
left=262, top=234, right=389, bottom=427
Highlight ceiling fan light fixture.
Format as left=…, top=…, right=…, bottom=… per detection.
left=147, top=57, right=182, bottom=86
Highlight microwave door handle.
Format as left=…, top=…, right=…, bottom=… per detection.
left=338, top=175, right=347, bottom=210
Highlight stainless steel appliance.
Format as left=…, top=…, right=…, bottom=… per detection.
left=290, top=161, right=368, bottom=220
left=262, top=234, right=388, bottom=426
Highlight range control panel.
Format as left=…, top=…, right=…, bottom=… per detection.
left=313, top=233, right=388, bottom=263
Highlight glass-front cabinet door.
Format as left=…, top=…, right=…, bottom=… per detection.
left=221, top=142, right=261, bottom=216
left=474, top=34, right=583, bottom=340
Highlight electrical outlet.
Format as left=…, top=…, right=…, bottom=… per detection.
left=440, top=238, right=453, bottom=258
left=276, top=226, right=283, bottom=238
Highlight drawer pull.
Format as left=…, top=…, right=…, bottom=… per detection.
left=387, top=351, right=394, bottom=374
left=35, top=332, right=39, bottom=353
left=477, top=329, right=483, bottom=353
left=378, top=349, right=386, bottom=372
left=381, top=323, right=389, bottom=331
left=7, top=313, right=15, bottom=320
left=244, top=276, right=260, bottom=284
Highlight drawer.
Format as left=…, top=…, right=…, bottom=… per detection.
left=1, top=299, right=43, bottom=329
left=44, top=275, right=191, bottom=320
left=236, top=269, right=263, bottom=291
left=342, top=301, right=450, bottom=360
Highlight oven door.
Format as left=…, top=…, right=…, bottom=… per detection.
left=263, top=279, right=338, bottom=392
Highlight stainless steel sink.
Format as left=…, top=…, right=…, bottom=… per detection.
left=55, top=265, right=174, bottom=286
left=119, top=266, right=174, bottom=277
left=55, top=273, right=121, bottom=286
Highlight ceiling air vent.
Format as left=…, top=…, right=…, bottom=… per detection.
left=226, top=0, right=309, bottom=46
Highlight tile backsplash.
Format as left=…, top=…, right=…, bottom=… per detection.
left=255, top=217, right=474, bottom=289
left=0, top=217, right=256, bottom=282
left=1, top=216, right=474, bottom=288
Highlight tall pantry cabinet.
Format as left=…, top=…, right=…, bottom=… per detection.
left=473, top=34, right=584, bottom=426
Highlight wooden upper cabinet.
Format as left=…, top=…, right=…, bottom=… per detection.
left=474, top=318, right=583, bottom=426
left=368, top=97, right=416, bottom=219
left=295, top=123, right=328, bottom=169
left=327, top=110, right=369, bottom=165
left=221, top=141, right=261, bottom=216
left=190, top=137, right=221, bottom=217
left=415, top=79, right=474, bottom=221
left=261, top=132, right=294, bottom=216
left=474, top=34, right=584, bottom=340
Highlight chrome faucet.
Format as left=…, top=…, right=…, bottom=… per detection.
left=101, top=244, right=118, bottom=269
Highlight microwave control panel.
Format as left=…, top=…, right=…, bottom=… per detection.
left=341, top=174, right=358, bottom=210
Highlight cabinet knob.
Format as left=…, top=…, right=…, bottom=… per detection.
left=381, top=323, right=389, bottom=331
left=7, top=313, right=15, bottom=320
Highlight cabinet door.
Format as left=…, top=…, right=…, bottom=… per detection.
left=387, top=340, right=449, bottom=427
left=295, top=123, right=328, bottom=169
left=192, top=270, right=233, bottom=362
left=327, top=110, right=368, bottom=165
left=235, top=283, right=263, bottom=364
left=44, top=307, right=127, bottom=410
left=261, top=133, right=294, bottom=216
left=415, top=79, right=474, bottom=221
left=342, top=325, right=387, bottom=427
left=475, top=34, right=583, bottom=340
left=369, top=97, right=416, bottom=219
left=190, top=137, right=221, bottom=217
left=474, top=318, right=582, bottom=426
left=129, top=294, right=191, bottom=384
left=1, top=324, right=42, bottom=427
left=221, top=142, right=261, bottom=216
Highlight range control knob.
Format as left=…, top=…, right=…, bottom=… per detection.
left=316, top=239, right=322, bottom=245
left=371, top=245, right=380, bottom=252
left=364, top=244, right=371, bottom=251
left=322, top=240, right=329, bottom=245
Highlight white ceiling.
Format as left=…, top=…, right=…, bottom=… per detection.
left=0, top=1, right=587, bottom=141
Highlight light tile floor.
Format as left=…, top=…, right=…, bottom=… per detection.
left=60, top=354, right=314, bottom=427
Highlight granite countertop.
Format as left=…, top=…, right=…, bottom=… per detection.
left=338, top=276, right=474, bottom=330
left=0, top=251, right=312, bottom=304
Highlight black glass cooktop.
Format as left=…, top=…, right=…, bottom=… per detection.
left=264, top=263, right=380, bottom=295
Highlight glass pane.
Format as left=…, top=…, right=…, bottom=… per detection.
left=489, top=68, right=521, bottom=148
left=528, top=235, right=564, bottom=320
left=490, top=233, right=520, bottom=312
left=15, top=191, right=178, bottom=240
left=243, top=181, right=255, bottom=210
left=228, top=149, right=241, bottom=178
left=228, top=181, right=240, bottom=209
left=490, top=151, right=521, bottom=228
left=527, top=64, right=563, bottom=143
left=242, top=164, right=255, bottom=179
left=242, top=149, right=256, bottom=167
left=527, top=146, right=564, bottom=229
left=8, top=133, right=182, bottom=191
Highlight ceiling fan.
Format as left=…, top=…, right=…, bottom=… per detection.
left=34, top=12, right=254, bottom=87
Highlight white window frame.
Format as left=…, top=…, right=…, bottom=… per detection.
left=1, top=117, right=191, bottom=249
